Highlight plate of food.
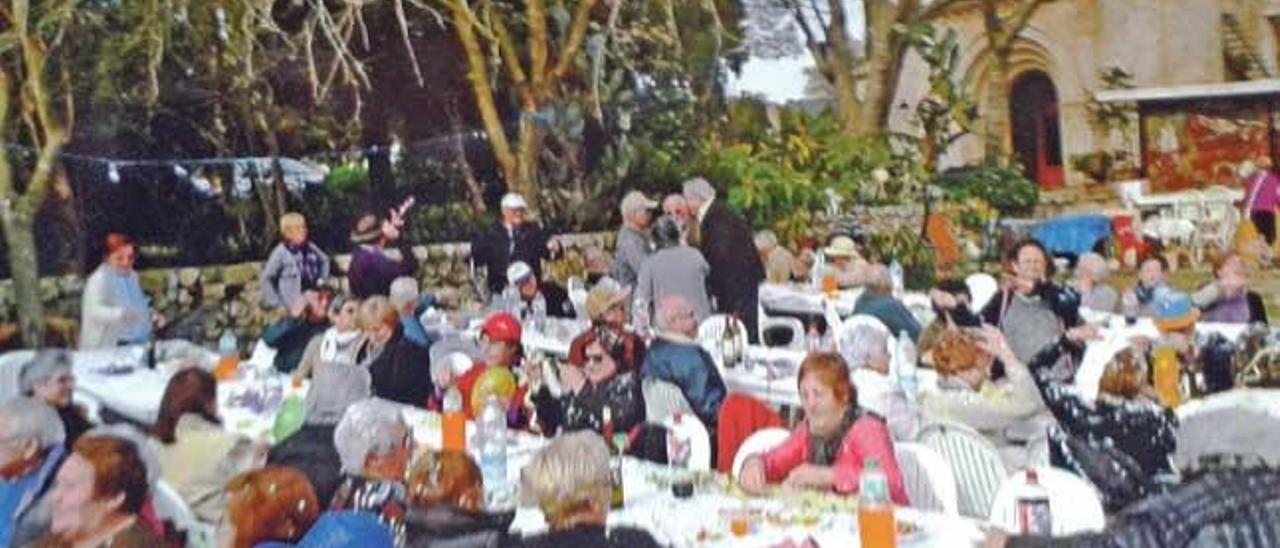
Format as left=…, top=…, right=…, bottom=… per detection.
left=896, top=519, right=925, bottom=544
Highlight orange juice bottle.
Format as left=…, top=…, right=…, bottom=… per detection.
left=442, top=387, right=467, bottom=452
left=214, top=354, right=241, bottom=381
left=1153, top=344, right=1181, bottom=408
left=822, top=272, right=839, bottom=295
left=858, top=458, right=897, bottom=548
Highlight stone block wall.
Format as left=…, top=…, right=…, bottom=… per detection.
left=0, top=232, right=614, bottom=349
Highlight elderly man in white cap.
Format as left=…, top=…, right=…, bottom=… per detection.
left=610, top=191, right=657, bottom=288
left=682, top=177, right=766, bottom=343
left=471, top=192, right=551, bottom=296
left=504, top=261, right=574, bottom=320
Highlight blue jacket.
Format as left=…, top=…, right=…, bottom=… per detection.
left=1, top=444, right=65, bottom=547
left=640, top=337, right=727, bottom=426
left=853, top=292, right=923, bottom=342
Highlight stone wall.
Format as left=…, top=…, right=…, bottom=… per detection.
left=0, top=232, right=614, bottom=348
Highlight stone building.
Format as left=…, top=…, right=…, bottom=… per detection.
left=891, top=0, right=1280, bottom=190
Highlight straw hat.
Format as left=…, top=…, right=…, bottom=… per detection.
left=585, top=283, right=630, bottom=321
left=349, top=214, right=383, bottom=244
left=824, top=236, right=858, bottom=258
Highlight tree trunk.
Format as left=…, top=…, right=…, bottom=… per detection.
left=860, top=0, right=903, bottom=134
left=446, top=103, right=488, bottom=213
left=514, top=111, right=540, bottom=201
left=449, top=3, right=521, bottom=195
left=1, top=208, right=45, bottom=348
left=984, top=52, right=1012, bottom=162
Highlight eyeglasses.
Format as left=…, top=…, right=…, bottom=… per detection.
left=585, top=353, right=608, bottom=365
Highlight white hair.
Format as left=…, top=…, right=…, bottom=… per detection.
left=389, top=276, right=420, bottom=311
left=656, top=294, right=695, bottom=332
left=1077, top=252, right=1109, bottom=281
left=520, top=431, right=611, bottom=520
left=840, top=324, right=890, bottom=369
left=0, top=397, right=65, bottom=449
left=333, top=398, right=407, bottom=473
left=19, top=350, right=71, bottom=395
left=754, top=230, right=778, bottom=250
left=682, top=177, right=716, bottom=202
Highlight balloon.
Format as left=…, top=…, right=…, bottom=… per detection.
left=470, top=366, right=517, bottom=412
left=272, top=394, right=306, bottom=443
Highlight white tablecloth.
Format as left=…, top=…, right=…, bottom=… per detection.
left=760, top=284, right=862, bottom=317
left=510, top=457, right=985, bottom=547
left=721, top=346, right=940, bottom=409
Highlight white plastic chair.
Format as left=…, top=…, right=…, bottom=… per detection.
left=988, top=467, right=1107, bottom=536
left=152, top=480, right=216, bottom=548
left=662, top=412, right=712, bottom=472
left=965, top=273, right=998, bottom=315
left=567, top=276, right=588, bottom=321
left=894, top=442, right=960, bottom=515
left=759, top=315, right=806, bottom=350
left=732, top=427, right=791, bottom=479
left=642, top=378, right=693, bottom=423
left=74, top=390, right=104, bottom=425
left=917, top=421, right=1009, bottom=519
left=0, top=350, right=33, bottom=401
left=901, top=293, right=936, bottom=327
left=697, top=314, right=748, bottom=374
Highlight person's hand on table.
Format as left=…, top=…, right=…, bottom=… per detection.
left=739, top=456, right=768, bottom=496
left=782, top=464, right=833, bottom=490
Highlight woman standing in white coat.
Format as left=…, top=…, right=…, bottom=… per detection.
left=80, top=233, right=157, bottom=349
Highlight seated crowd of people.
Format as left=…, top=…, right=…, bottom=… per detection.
left=6, top=179, right=1277, bottom=547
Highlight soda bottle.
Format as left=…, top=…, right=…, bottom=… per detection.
left=214, top=329, right=240, bottom=381
left=1015, top=469, right=1053, bottom=536
left=858, top=458, right=897, bottom=548
left=442, top=386, right=466, bottom=452
left=477, top=396, right=509, bottom=509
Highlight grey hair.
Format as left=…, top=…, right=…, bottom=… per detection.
left=656, top=294, right=695, bottom=332
left=682, top=177, right=716, bottom=202
left=1077, top=252, right=1109, bottom=282
left=19, top=350, right=72, bottom=396
left=305, top=362, right=372, bottom=426
left=754, top=230, right=778, bottom=250
left=0, top=397, right=66, bottom=449
left=388, top=277, right=420, bottom=311
left=333, top=398, right=407, bottom=473
left=520, top=431, right=611, bottom=520
left=864, top=263, right=894, bottom=294
left=840, top=324, right=890, bottom=369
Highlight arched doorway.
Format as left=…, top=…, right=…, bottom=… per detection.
left=1010, top=71, right=1064, bottom=188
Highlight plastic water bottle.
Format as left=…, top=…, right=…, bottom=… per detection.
left=218, top=329, right=238, bottom=356
left=897, top=330, right=919, bottom=402
left=857, top=458, right=896, bottom=548
left=477, top=396, right=509, bottom=509
left=531, top=293, right=547, bottom=330
left=1015, top=469, right=1053, bottom=535
left=889, top=260, right=904, bottom=296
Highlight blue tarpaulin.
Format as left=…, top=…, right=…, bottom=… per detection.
left=1032, top=214, right=1113, bottom=257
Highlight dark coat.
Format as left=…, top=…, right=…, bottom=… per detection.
left=262, top=317, right=331, bottom=374
left=267, top=424, right=343, bottom=505
left=696, top=202, right=764, bottom=308
left=361, top=330, right=434, bottom=408
left=405, top=506, right=515, bottom=548
left=640, top=336, right=727, bottom=426
left=502, top=526, right=661, bottom=548
left=531, top=372, right=645, bottom=437
left=348, top=242, right=419, bottom=299
left=471, top=222, right=550, bottom=295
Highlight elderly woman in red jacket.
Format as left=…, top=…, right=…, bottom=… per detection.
left=739, top=352, right=908, bottom=504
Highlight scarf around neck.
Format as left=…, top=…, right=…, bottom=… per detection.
left=807, top=406, right=863, bottom=466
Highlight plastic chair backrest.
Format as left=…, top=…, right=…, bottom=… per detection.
left=894, top=441, right=960, bottom=515
left=662, top=412, right=712, bottom=472
left=0, top=350, right=33, bottom=401
left=759, top=316, right=806, bottom=350
left=917, top=421, right=1008, bottom=519
left=697, top=314, right=748, bottom=374
left=901, top=293, right=936, bottom=327
left=832, top=314, right=892, bottom=358
left=732, top=427, right=792, bottom=479
left=965, top=274, right=999, bottom=315
left=152, top=480, right=217, bottom=548
left=988, top=467, right=1107, bottom=536
left=642, top=378, right=693, bottom=423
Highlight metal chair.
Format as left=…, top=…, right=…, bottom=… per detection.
left=917, top=420, right=1009, bottom=519
left=894, top=441, right=960, bottom=515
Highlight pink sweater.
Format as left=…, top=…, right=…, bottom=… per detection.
left=1243, top=171, right=1280, bottom=212
left=760, top=415, right=910, bottom=505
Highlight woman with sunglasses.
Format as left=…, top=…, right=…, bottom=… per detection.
left=290, top=295, right=365, bottom=384
left=527, top=330, right=645, bottom=438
